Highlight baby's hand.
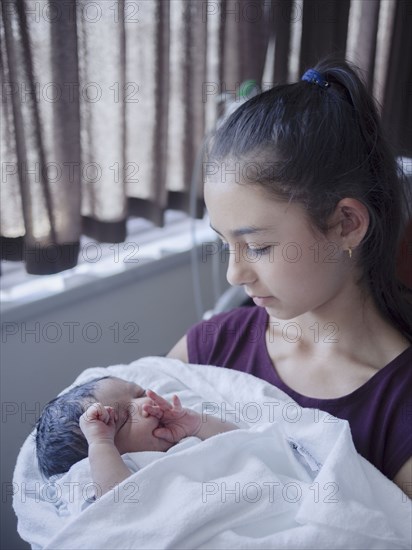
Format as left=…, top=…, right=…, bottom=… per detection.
left=79, top=402, right=117, bottom=446
left=142, top=390, right=202, bottom=443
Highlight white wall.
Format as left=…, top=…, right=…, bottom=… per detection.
left=0, top=249, right=228, bottom=549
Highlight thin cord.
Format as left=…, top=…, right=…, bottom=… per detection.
left=189, top=134, right=211, bottom=320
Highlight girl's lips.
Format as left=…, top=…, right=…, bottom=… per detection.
left=252, top=296, right=273, bottom=306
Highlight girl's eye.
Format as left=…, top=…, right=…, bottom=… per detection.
left=246, top=245, right=271, bottom=256
left=220, top=242, right=272, bottom=256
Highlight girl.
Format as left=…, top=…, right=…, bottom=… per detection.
left=168, top=59, right=412, bottom=498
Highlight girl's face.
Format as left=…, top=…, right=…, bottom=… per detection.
left=204, top=177, right=351, bottom=321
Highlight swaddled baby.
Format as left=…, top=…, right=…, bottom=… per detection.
left=36, top=375, right=237, bottom=495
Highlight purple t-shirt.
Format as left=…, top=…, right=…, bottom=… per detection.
left=187, top=306, right=412, bottom=480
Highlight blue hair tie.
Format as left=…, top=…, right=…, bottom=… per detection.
left=301, top=69, right=329, bottom=89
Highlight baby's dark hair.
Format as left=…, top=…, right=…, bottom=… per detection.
left=36, top=376, right=112, bottom=478
left=208, top=57, right=412, bottom=342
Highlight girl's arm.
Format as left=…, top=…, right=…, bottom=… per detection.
left=79, top=403, right=132, bottom=495
left=393, top=457, right=412, bottom=500
left=166, top=335, right=189, bottom=362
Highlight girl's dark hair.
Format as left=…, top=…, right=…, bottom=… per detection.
left=35, top=376, right=112, bottom=478
left=208, top=58, right=412, bottom=343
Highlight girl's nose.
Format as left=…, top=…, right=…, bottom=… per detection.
left=226, top=245, right=257, bottom=287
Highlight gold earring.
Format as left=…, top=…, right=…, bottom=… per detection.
left=348, top=247, right=352, bottom=259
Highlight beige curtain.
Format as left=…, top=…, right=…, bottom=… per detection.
left=1, top=0, right=410, bottom=274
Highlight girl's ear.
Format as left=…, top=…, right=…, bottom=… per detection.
left=328, top=198, right=369, bottom=249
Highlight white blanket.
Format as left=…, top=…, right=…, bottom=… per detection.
left=13, top=357, right=411, bottom=549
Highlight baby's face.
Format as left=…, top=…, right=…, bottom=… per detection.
left=95, top=377, right=173, bottom=454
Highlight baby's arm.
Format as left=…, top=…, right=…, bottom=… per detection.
left=79, top=403, right=132, bottom=495
left=143, top=390, right=238, bottom=443
left=195, top=412, right=238, bottom=440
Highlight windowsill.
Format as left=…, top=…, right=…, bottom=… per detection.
left=1, top=215, right=216, bottom=321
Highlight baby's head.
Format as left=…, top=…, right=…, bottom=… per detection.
left=36, top=376, right=172, bottom=478
left=35, top=376, right=112, bottom=478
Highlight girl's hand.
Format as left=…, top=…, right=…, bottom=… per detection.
left=79, top=402, right=117, bottom=446
left=142, top=390, right=202, bottom=443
